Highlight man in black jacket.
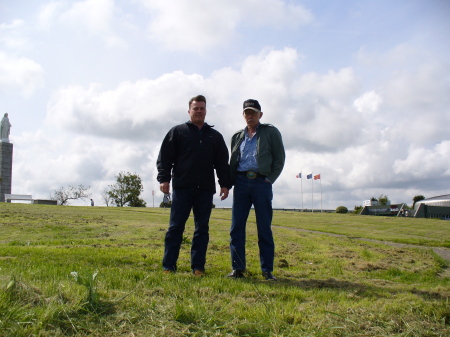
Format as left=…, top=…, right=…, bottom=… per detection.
left=157, top=95, right=232, bottom=276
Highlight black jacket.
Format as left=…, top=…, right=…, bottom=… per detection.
left=157, top=121, right=232, bottom=193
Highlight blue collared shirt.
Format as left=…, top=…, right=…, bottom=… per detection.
left=237, top=126, right=259, bottom=172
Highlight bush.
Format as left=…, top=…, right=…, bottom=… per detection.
left=159, top=201, right=172, bottom=208
left=336, top=206, right=348, bottom=214
left=354, top=205, right=363, bottom=214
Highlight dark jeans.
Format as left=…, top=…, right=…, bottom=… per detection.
left=163, top=187, right=213, bottom=272
left=230, top=174, right=274, bottom=272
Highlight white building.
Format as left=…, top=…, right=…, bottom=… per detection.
left=363, top=199, right=390, bottom=207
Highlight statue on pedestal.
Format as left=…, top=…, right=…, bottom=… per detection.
left=1, top=113, right=12, bottom=141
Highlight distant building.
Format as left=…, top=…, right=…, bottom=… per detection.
left=360, top=203, right=404, bottom=216
left=363, top=199, right=390, bottom=207
left=360, top=194, right=450, bottom=219
left=363, top=200, right=377, bottom=206
left=414, top=194, right=450, bottom=220
left=415, top=194, right=450, bottom=209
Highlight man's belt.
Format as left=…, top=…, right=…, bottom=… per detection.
left=237, top=171, right=266, bottom=179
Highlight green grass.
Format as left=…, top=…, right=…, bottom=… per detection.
left=274, top=211, right=450, bottom=247
left=0, top=203, right=449, bottom=336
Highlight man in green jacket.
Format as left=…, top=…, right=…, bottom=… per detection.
left=227, top=99, right=285, bottom=280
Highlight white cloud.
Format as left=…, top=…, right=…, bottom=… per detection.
left=139, top=0, right=312, bottom=51
left=356, top=44, right=417, bottom=68
left=45, top=48, right=307, bottom=144
left=353, top=90, right=382, bottom=114
left=61, top=0, right=114, bottom=32
left=37, top=1, right=66, bottom=30
left=279, top=67, right=361, bottom=152
left=384, top=63, right=448, bottom=111
left=381, top=62, right=450, bottom=145
left=245, top=0, right=313, bottom=27
left=0, top=19, right=29, bottom=50
left=141, top=0, right=239, bottom=51
left=46, top=72, right=213, bottom=140
left=393, top=141, right=450, bottom=178
left=292, top=67, right=358, bottom=99
left=37, top=0, right=127, bottom=47
left=241, top=47, right=299, bottom=87
left=13, top=130, right=159, bottom=203
left=0, top=51, right=44, bottom=96
left=45, top=44, right=449, bottom=162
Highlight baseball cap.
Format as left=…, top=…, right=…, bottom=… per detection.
left=243, top=99, right=261, bottom=112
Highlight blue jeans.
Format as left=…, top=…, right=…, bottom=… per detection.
left=163, top=187, right=213, bottom=272
left=230, top=174, right=274, bottom=272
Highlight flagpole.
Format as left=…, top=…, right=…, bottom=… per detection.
left=313, top=174, right=322, bottom=212
left=311, top=173, right=314, bottom=213
left=301, top=172, right=303, bottom=211
left=320, top=178, right=322, bottom=213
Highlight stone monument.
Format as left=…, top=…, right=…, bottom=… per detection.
left=0, top=113, right=13, bottom=202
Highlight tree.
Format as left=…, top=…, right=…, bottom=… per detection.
left=412, top=195, right=425, bottom=208
left=354, top=205, right=363, bottom=214
left=50, top=185, right=91, bottom=205
left=100, top=188, right=113, bottom=207
left=336, top=206, right=348, bottom=213
left=159, top=201, right=172, bottom=208
left=108, top=172, right=146, bottom=207
left=378, top=194, right=389, bottom=205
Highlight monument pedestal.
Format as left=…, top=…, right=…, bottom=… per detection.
left=0, top=141, right=13, bottom=203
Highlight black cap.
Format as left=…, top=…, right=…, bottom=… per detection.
left=243, top=99, right=261, bottom=112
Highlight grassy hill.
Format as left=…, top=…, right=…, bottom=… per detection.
left=1, top=203, right=449, bottom=336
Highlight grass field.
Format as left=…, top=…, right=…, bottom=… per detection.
left=0, top=203, right=449, bottom=336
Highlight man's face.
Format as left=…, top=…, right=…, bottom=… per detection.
left=188, top=100, right=206, bottom=126
left=243, top=109, right=262, bottom=128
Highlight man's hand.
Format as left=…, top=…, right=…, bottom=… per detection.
left=220, top=187, right=229, bottom=200
left=160, top=182, right=170, bottom=194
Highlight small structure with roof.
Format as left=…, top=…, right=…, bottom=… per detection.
left=414, top=194, right=450, bottom=220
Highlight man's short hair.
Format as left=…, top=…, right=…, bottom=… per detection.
left=189, top=95, right=206, bottom=108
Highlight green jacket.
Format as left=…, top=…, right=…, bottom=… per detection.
left=230, top=123, right=285, bottom=184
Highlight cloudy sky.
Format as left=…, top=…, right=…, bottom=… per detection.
left=1, top=0, right=449, bottom=209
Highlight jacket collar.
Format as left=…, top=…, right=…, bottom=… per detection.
left=186, top=120, right=212, bottom=129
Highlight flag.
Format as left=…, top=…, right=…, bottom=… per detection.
left=296, top=173, right=301, bottom=178
left=314, top=174, right=321, bottom=180
left=307, top=173, right=312, bottom=179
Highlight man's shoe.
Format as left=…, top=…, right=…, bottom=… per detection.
left=163, top=269, right=175, bottom=275
left=193, top=270, right=205, bottom=277
left=262, top=271, right=276, bottom=280
left=226, top=270, right=244, bottom=278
